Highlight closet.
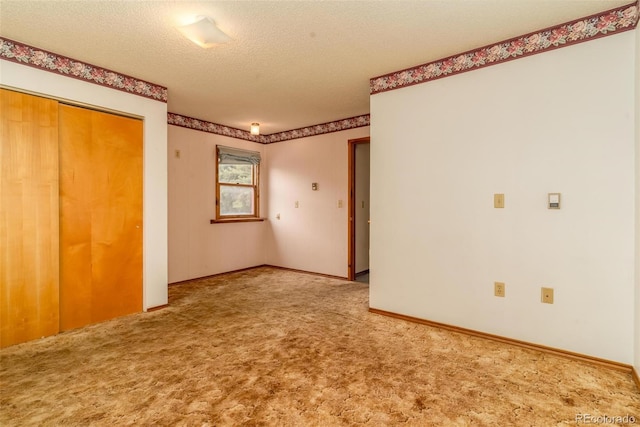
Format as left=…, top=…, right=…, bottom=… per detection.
left=0, top=89, right=143, bottom=348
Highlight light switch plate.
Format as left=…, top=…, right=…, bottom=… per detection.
left=494, top=193, right=505, bottom=209
left=548, top=193, right=561, bottom=209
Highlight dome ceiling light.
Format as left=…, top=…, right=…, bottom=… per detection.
left=177, top=16, right=231, bottom=48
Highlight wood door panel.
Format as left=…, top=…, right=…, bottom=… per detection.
left=58, top=105, right=93, bottom=330
left=90, top=110, right=143, bottom=323
left=58, top=105, right=142, bottom=330
left=1, top=89, right=60, bottom=348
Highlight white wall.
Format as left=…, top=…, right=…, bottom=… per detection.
left=0, top=60, right=168, bottom=310
left=635, top=25, right=640, bottom=375
left=370, top=32, right=636, bottom=363
left=265, top=127, right=370, bottom=278
left=167, top=125, right=267, bottom=283
left=355, top=143, right=371, bottom=273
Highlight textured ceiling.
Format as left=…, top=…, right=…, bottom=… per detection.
left=0, top=0, right=632, bottom=134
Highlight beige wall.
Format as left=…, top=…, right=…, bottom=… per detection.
left=167, top=125, right=267, bottom=283
left=264, top=127, right=370, bottom=278
left=168, top=124, right=370, bottom=282
left=355, top=143, right=371, bottom=274
left=635, top=25, right=640, bottom=375
left=370, top=32, right=636, bottom=363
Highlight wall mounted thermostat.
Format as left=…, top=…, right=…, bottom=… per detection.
left=312, top=182, right=318, bottom=191
left=548, top=193, right=561, bottom=209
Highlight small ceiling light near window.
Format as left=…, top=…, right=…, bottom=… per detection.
left=177, top=16, right=231, bottom=48
left=250, top=123, right=260, bottom=135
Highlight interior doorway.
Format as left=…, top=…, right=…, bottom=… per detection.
left=348, top=137, right=371, bottom=282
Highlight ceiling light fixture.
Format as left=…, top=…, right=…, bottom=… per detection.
left=250, top=123, right=260, bottom=135
left=177, top=16, right=231, bottom=48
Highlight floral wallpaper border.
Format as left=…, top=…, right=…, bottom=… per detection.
left=370, top=2, right=639, bottom=95
left=168, top=113, right=370, bottom=144
left=0, top=37, right=168, bottom=103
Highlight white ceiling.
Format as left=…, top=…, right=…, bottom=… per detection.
left=0, top=0, right=632, bottom=134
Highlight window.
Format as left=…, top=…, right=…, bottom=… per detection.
left=215, top=145, right=261, bottom=220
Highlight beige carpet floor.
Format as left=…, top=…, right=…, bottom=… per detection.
left=1, top=266, right=638, bottom=426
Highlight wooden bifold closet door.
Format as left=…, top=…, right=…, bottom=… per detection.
left=1, top=88, right=143, bottom=348
left=58, top=104, right=143, bottom=331
left=0, top=89, right=61, bottom=348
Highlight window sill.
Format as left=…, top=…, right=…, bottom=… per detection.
left=210, top=218, right=267, bottom=224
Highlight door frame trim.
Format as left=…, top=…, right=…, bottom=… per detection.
left=347, top=136, right=371, bottom=281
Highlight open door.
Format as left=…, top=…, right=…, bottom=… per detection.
left=348, top=137, right=370, bottom=281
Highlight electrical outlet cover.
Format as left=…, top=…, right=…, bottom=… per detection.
left=494, top=282, right=505, bottom=297
left=541, top=287, right=554, bottom=304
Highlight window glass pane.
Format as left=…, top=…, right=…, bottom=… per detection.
left=219, top=164, right=253, bottom=185
left=220, top=185, right=254, bottom=215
